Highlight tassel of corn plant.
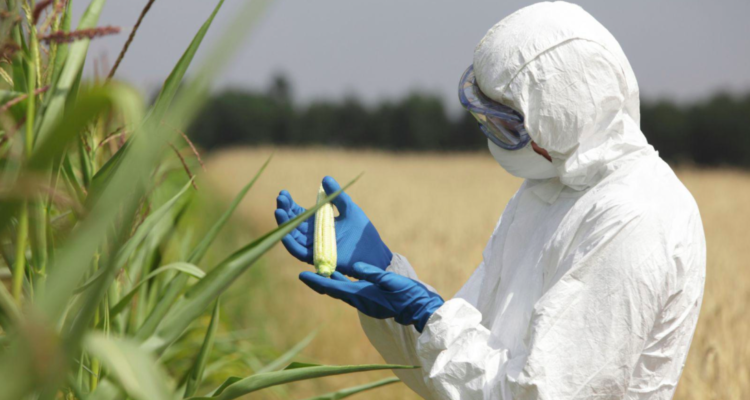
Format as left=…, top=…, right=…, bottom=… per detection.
left=313, top=185, right=336, bottom=278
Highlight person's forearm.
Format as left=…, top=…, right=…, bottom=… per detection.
left=358, top=253, right=439, bottom=398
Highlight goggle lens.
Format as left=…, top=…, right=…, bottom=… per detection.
left=458, top=64, right=531, bottom=150
left=470, top=112, right=528, bottom=148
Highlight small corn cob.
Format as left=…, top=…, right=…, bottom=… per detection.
left=313, top=185, right=337, bottom=277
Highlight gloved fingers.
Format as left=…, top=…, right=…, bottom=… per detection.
left=282, top=234, right=312, bottom=263
left=291, top=201, right=307, bottom=216
left=283, top=190, right=308, bottom=215
left=275, top=209, right=309, bottom=242
left=296, top=219, right=311, bottom=234
left=328, top=275, right=357, bottom=308
left=276, top=209, right=305, bottom=257
left=333, top=263, right=353, bottom=276
left=277, top=191, right=295, bottom=213
left=328, top=274, right=356, bottom=307
left=277, top=205, right=312, bottom=240
left=279, top=190, right=307, bottom=217
left=330, top=271, right=351, bottom=282
left=289, top=226, right=311, bottom=246
left=299, top=271, right=354, bottom=300
left=322, top=176, right=352, bottom=217
left=299, top=272, right=325, bottom=294
left=274, top=208, right=289, bottom=227
left=345, top=262, right=387, bottom=284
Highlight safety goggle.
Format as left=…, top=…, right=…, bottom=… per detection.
left=458, top=64, right=531, bottom=151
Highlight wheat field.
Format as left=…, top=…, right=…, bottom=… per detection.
left=204, top=147, right=749, bottom=400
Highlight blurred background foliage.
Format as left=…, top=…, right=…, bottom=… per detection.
left=189, top=75, right=750, bottom=168
left=0, top=0, right=411, bottom=398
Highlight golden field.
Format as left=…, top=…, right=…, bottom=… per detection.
left=204, top=147, right=750, bottom=400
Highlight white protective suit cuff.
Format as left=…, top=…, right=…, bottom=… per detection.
left=418, top=297, right=484, bottom=348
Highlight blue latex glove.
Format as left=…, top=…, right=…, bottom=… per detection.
left=274, top=176, right=393, bottom=273
left=299, top=262, right=444, bottom=333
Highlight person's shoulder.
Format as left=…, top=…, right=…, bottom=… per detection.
left=593, top=155, right=697, bottom=215
left=580, top=155, right=701, bottom=249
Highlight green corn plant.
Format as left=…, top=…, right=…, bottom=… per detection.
left=0, top=1, right=413, bottom=399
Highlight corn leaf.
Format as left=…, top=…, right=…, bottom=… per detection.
left=73, top=180, right=192, bottom=296
left=88, top=0, right=246, bottom=205
left=205, top=377, right=241, bottom=398
left=46, top=0, right=260, bottom=333
left=110, top=262, right=205, bottom=319
left=255, top=329, right=318, bottom=374
left=90, top=0, right=229, bottom=197
left=147, top=0, right=225, bottom=125
left=134, top=273, right=189, bottom=341
left=0, top=90, right=25, bottom=102
left=183, top=299, right=220, bottom=398
left=0, top=283, right=21, bottom=327
left=84, top=333, right=172, bottom=400
left=191, top=364, right=416, bottom=400
left=87, top=380, right=121, bottom=400
left=36, top=0, right=108, bottom=145
left=63, top=179, right=192, bottom=343
left=299, top=377, right=401, bottom=400
left=43, top=0, right=73, bottom=97
left=188, top=154, right=272, bottom=264
left=160, top=0, right=272, bottom=135
left=0, top=84, right=141, bottom=238
left=30, top=84, right=142, bottom=171
left=285, top=362, right=322, bottom=370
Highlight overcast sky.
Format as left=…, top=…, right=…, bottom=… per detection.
left=73, top=0, right=750, bottom=111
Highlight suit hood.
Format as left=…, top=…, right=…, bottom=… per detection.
left=474, top=1, right=653, bottom=190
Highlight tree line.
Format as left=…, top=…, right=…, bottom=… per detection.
left=188, top=75, right=750, bottom=167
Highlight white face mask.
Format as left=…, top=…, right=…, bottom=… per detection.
left=488, top=139, right=558, bottom=179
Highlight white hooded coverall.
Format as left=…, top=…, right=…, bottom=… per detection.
left=359, top=2, right=706, bottom=399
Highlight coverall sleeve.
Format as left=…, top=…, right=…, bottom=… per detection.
left=365, top=208, right=678, bottom=400
left=357, top=253, right=441, bottom=399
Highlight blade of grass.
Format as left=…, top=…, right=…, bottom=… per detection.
left=108, top=0, right=273, bottom=351
left=183, top=299, right=220, bottom=398
left=88, top=0, right=235, bottom=206
left=146, top=0, right=225, bottom=125
left=255, top=329, right=317, bottom=374
left=109, top=262, right=204, bottom=319
left=160, top=0, right=272, bottom=135
left=12, top=15, right=41, bottom=303
left=29, top=83, right=142, bottom=171
left=60, top=174, right=188, bottom=296
left=84, top=333, right=172, bottom=400
left=87, top=379, right=121, bottom=400
left=66, top=180, right=193, bottom=339
left=191, top=364, right=416, bottom=400
left=0, top=85, right=134, bottom=247
left=42, top=0, right=73, bottom=99
left=134, top=273, right=188, bottom=341
left=11, top=202, right=28, bottom=302
left=35, top=0, right=108, bottom=145
left=0, top=281, right=22, bottom=326
left=188, top=153, right=272, bottom=264
left=298, top=377, right=401, bottom=400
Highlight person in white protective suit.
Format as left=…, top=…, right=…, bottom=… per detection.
left=274, top=2, right=706, bottom=399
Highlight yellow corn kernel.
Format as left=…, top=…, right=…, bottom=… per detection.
left=313, top=185, right=337, bottom=277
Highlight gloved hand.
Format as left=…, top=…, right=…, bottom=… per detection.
left=274, top=176, right=393, bottom=273
left=299, top=262, right=445, bottom=333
